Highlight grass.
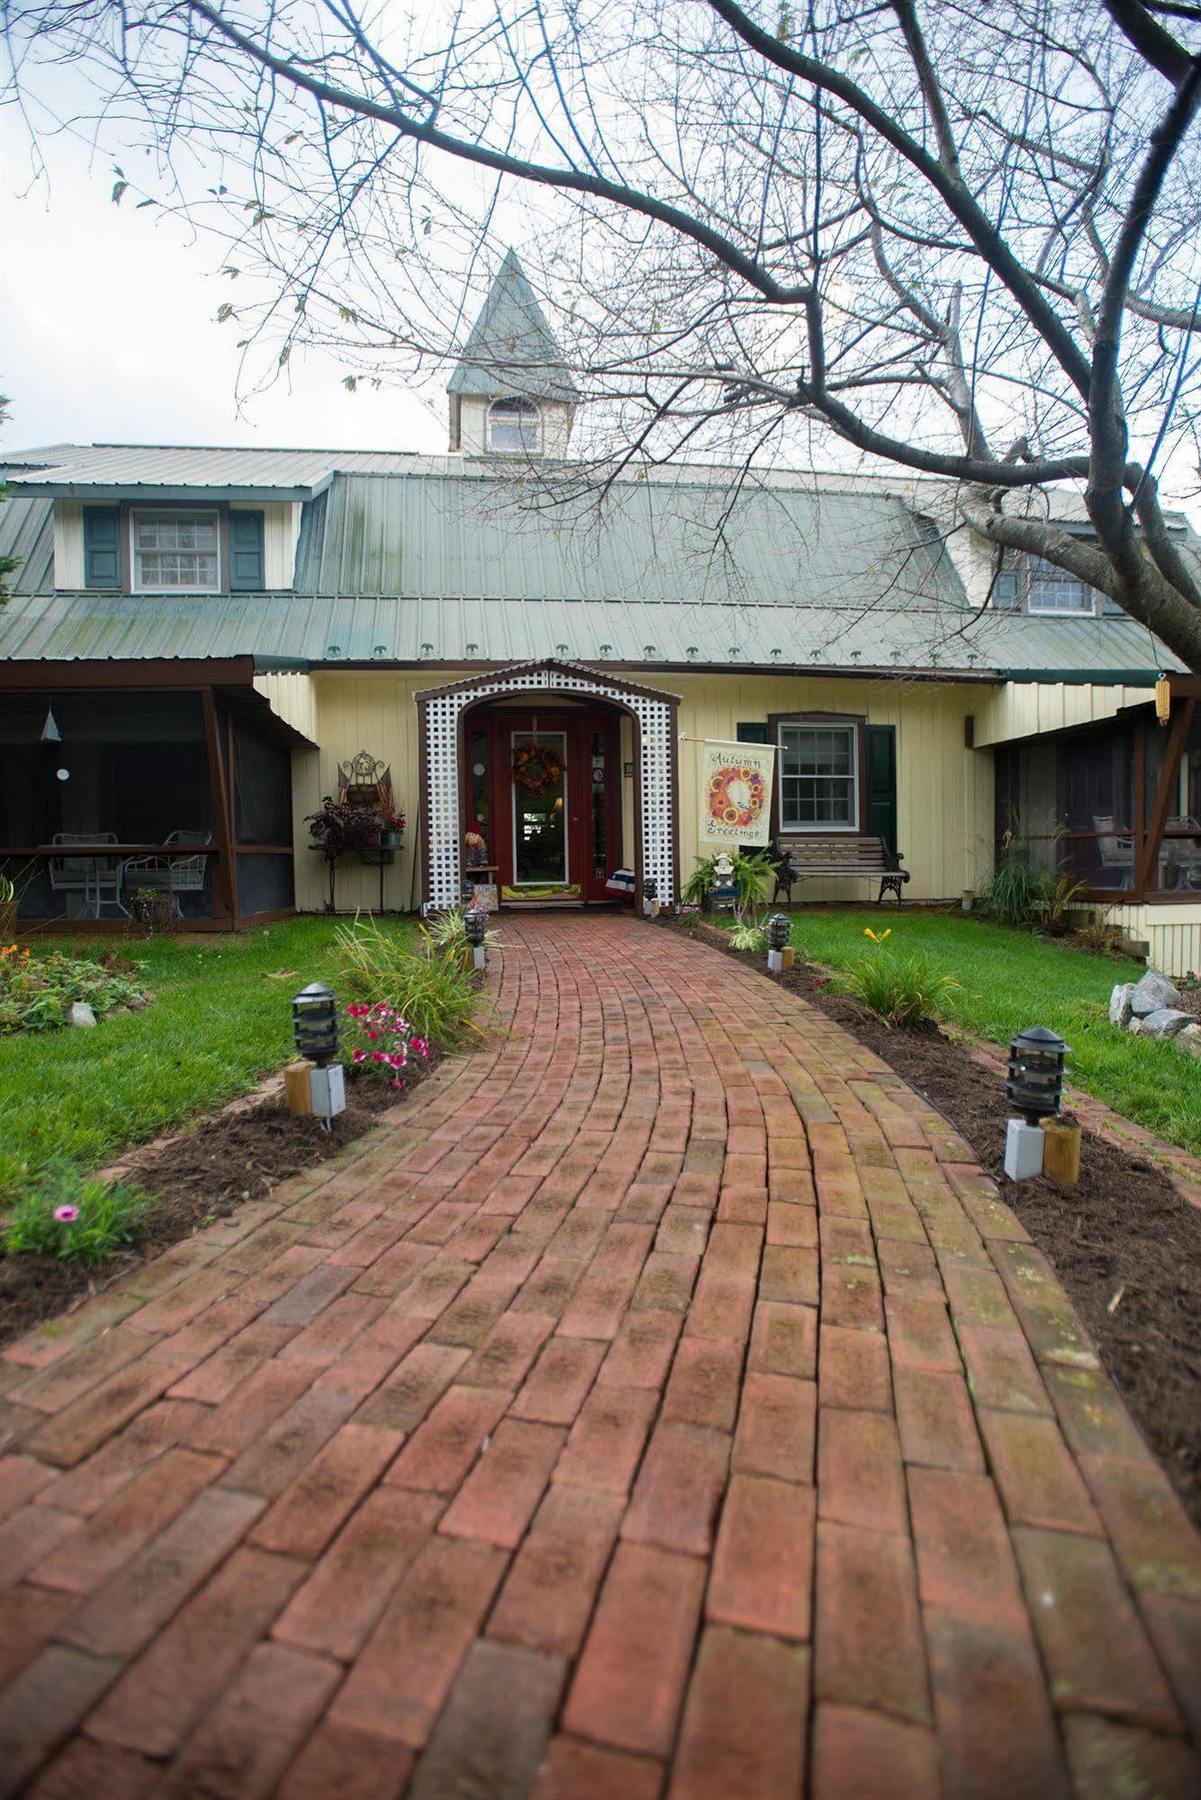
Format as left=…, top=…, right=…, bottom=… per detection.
left=725, top=907, right=1201, bottom=1157
left=0, top=916, right=420, bottom=1203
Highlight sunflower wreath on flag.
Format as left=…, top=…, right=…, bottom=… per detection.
left=707, top=761, right=767, bottom=830
left=513, top=740, right=565, bottom=794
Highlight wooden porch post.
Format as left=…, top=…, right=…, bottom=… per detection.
left=1134, top=699, right=1196, bottom=896
left=202, top=687, right=237, bottom=925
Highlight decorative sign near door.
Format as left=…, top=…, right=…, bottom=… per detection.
left=697, top=740, right=775, bottom=847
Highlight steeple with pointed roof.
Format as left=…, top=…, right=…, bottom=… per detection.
left=447, top=250, right=578, bottom=456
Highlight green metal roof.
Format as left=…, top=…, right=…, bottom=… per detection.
left=447, top=250, right=579, bottom=403
left=0, top=467, right=1183, bottom=679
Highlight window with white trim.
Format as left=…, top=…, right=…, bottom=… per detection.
left=131, top=511, right=221, bottom=592
left=779, top=722, right=859, bottom=829
left=1027, top=557, right=1095, bottom=615
left=487, top=398, right=542, bottom=454
left=995, top=552, right=1107, bottom=616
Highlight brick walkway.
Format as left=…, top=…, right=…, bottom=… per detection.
left=1, top=916, right=1199, bottom=1798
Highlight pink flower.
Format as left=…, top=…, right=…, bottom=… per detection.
left=54, top=1204, right=80, bottom=1223
left=366, top=1029, right=380, bottom=1040
left=352, top=1048, right=366, bottom=1063
left=409, top=1036, right=430, bottom=1058
left=372, top=1050, right=388, bottom=1062
left=346, top=1003, right=368, bottom=1017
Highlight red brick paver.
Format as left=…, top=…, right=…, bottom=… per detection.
left=1, top=915, right=1199, bottom=1796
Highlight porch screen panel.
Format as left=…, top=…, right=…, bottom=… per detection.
left=235, top=854, right=295, bottom=914
left=1000, top=723, right=1135, bottom=889
left=233, top=722, right=293, bottom=845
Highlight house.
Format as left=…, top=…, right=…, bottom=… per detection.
left=2, top=253, right=1199, bottom=973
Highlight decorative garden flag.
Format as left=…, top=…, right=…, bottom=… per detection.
left=697, top=740, right=775, bottom=848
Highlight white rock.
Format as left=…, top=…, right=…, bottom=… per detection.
left=1109, top=983, right=1136, bottom=1027
left=1130, top=972, right=1181, bottom=1016
left=66, top=1001, right=97, bottom=1028
left=1177, top=1024, right=1201, bottom=1057
left=1137, top=1008, right=1195, bottom=1040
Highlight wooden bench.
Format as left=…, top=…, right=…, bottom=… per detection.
left=771, top=836, right=910, bottom=905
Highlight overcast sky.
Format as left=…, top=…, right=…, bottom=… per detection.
left=1, top=121, right=449, bottom=457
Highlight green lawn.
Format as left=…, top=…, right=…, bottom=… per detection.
left=0, top=916, right=419, bottom=1201
left=755, top=909, right=1201, bottom=1157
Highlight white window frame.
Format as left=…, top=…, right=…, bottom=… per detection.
left=130, top=509, right=222, bottom=594
left=778, top=720, right=860, bottom=834
left=487, top=398, right=543, bottom=455
left=1026, top=556, right=1097, bottom=617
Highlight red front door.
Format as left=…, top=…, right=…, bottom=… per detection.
left=465, top=709, right=621, bottom=904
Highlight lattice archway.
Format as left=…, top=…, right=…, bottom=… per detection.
left=416, top=659, right=679, bottom=911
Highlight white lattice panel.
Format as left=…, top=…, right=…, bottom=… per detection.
left=420, top=661, right=676, bottom=910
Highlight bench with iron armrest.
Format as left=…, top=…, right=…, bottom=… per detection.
left=772, top=835, right=911, bottom=905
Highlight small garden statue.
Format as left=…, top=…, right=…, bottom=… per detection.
left=710, top=851, right=738, bottom=912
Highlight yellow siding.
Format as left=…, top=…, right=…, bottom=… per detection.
left=291, top=670, right=428, bottom=913
left=53, top=502, right=84, bottom=589
left=975, top=680, right=1151, bottom=747
left=276, top=669, right=995, bottom=914
left=671, top=674, right=992, bottom=902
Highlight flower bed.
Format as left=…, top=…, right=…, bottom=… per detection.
left=0, top=944, right=150, bottom=1034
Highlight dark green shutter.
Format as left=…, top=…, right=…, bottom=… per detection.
left=83, top=507, right=120, bottom=588
left=736, top=722, right=770, bottom=744
left=866, top=725, right=898, bottom=855
left=229, top=510, right=265, bottom=591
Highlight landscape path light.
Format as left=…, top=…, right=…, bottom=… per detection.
left=465, top=907, right=488, bottom=971
left=1003, top=1026, right=1068, bottom=1181
left=642, top=877, right=659, bottom=919
left=767, top=912, right=792, bottom=972
left=290, top=981, right=345, bottom=1130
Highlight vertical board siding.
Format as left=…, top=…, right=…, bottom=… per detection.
left=975, top=680, right=1149, bottom=748
left=1097, top=903, right=1201, bottom=979
left=269, top=669, right=994, bottom=914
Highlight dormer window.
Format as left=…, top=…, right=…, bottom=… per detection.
left=79, top=503, right=265, bottom=593
left=132, top=510, right=221, bottom=593
left=994, top=552, right=1123, bottom=618
left=488, top=398, right=542, bottom=454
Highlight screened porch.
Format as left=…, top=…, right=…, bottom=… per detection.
left=0, top=662, right=312, bottom=930
left=995, top=693, right=1201, bottom=901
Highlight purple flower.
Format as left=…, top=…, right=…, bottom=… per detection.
left=54, top=1204, right=80, bottom=1224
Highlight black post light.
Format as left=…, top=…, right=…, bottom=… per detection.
left=292, top=981, right=340, bottom=1067
left=642, top=876, right=658, bottom=918
left=464, top=909, right=487, bottom=948
left=768, top=913, right=792, bottom=951
left=1006, top=1026, right=1068, bottom=1124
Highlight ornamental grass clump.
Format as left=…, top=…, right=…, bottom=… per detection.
left=334, top=914, right=483, bottom=1047
left=840, top=927, right=960, bottom=1028
left=2, top=1159, right=147, bottom=1266
left=421, top=907, right=501, bottom=966
left=728, top=918, right=768, bottom=953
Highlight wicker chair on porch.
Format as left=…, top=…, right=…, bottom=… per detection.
left=1092, top=816, right=1136, bottom=890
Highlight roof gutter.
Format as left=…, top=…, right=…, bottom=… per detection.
left=998, top=668, right=1164, bottom=686
left=9, top=483, right=319, bottom=504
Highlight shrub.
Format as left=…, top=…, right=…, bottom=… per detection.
left=334, top=914, right=483, bottom=1046
left=1034, top=875, right=1088, bottom=935
left=0, top=944, right=147, bottom=1034
left=2, top=1159, right=147, bottom=1266
left=840, top=928, right=960, bottom=1027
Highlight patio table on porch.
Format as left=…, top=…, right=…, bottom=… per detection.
left=30, top=842, right=218, bottom=919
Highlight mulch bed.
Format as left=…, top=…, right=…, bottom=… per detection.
left=0, top=1053, right=441, bottom=1352
left=672, top=916, right=1201, bottom=1524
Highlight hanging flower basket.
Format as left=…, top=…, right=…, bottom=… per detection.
left=513, top=741, right=565, bottom=794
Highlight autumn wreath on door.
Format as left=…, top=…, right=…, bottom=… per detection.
left=513, top=740, right=565, bottom=794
